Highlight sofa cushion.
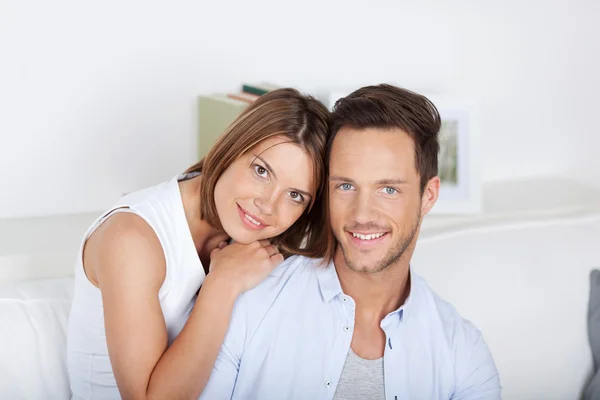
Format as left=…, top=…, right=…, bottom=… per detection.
left=584, top=270, right=600, bottom=400
left=413, top=214, right=600, bottom=399
left=0, top=277, right=74, bottom=399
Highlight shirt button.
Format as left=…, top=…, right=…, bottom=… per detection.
left=343, top=325, right=350, bottom=332
left=342, top=297, right=348, bottom=302
left=325, top=380, right=331, bottom=387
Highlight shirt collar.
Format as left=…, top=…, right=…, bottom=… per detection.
left=390, top=267, right=418, bottom=322
left=315, top=259, right=343, bottom=303
left=316, top=260, right=421, bottom=321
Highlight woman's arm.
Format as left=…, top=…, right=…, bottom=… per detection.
left=86, top=212, right=281, bottom=400
left=144, top=273, right=239, bottom=399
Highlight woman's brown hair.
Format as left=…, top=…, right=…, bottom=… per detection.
left=186, top=88, right=335, bottom=261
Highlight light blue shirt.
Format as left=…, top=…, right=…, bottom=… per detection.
left=200, top=256, right=501, bottom=400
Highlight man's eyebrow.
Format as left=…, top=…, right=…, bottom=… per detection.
left=375, top=179, right=408, bottom=185
left=253, top=154, right=312, bottom=199
left=329, top=176, right=356, bottom=184
left=329, top=177, right=408, bottom=186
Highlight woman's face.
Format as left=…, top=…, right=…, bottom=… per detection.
left=213, top=135, right=316, bottom=244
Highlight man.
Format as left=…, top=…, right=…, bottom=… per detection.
left=200, top=84, right=501, bottom=399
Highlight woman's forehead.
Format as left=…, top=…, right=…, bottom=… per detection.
left=250, top=135, right=295, bottom=153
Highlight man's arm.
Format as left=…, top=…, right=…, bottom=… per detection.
left=451, top=325, right=501, bottom=400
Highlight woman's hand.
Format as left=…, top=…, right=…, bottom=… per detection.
left=205, top=240, right=284, bottom=296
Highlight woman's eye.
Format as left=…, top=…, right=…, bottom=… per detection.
left=289, top=191, right=305, bottom=203
left=254, top=165, right=268, bottom=178
left=340, top=183, right=353, bottom=191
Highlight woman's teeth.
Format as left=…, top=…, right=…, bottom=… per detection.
left=245, top=213, right=261, bottom=226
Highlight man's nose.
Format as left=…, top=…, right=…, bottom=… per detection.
left=351, top=192, right=378, bottom=224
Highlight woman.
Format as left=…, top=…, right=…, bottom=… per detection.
left=67, top=88, right=334, bottom=399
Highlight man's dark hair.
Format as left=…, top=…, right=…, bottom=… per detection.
left=329, top=84, right=441, bottom=193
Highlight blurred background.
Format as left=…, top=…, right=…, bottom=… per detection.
left=1, top=1, right=600, bottom=399
left=1, top=0, right=598, bottom=218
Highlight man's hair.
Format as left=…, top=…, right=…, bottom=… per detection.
left=329, top=84, right=441, bottom=193
left=186, top=88, right=334, bottom=260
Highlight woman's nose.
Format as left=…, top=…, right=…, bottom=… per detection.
left=253, top=190, right=277, bottom=216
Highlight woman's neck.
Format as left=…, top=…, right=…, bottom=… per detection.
left=179, top=175, right=230, bottom=269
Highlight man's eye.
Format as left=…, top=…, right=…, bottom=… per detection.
left=384, top=187, right=397, bottom=195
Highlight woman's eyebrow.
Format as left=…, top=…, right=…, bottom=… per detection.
left=292, top=188, right=312, bottom=199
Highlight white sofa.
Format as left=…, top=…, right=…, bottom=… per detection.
left=1, top=179, right=599, bottom=399
left=414, top=211, right=600, bottom=399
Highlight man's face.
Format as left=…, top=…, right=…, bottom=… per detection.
left=328, top=126, right=437, bottom=273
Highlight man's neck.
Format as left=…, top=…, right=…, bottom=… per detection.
left=334, top=250, right=412, bottom=359
left=334, top=250, right=411, bottom=321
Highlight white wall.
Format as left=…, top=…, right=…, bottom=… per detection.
left=1, top=0, right=598, bottom=219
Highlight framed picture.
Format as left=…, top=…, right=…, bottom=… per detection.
left=325, top=89, right=481, bottom=214
left=427, top=95, right=481, bottom=214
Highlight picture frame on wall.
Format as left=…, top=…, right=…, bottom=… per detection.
left=427, top=95, right=481, bottom=214
left=325, top=89, right=481, bottom=214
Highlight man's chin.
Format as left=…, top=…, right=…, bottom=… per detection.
left=341, top=249, right=387, bottom=273
left=345, top=261, right=384, bottom=274
left=345, top=241, right=387, bottom=256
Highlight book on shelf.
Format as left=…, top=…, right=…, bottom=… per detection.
left=197, top=83, right=280, bottom=159
left=226, top=91, right=260, bottom=103
left=197, top=94, right=250, bottom=159
left=241, top=82, right=280, bottom=96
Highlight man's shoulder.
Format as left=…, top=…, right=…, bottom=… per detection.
left=411, top=275, right=500, bottom=396
left=272, top=254, right=321, bottom=277
left=234, top=255, right=321, bottom=314
left=413, top=274, right=484, bottom=347
left=257, top=254, right=321, bottom=290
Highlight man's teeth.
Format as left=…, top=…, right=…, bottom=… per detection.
left=352, top=232, right=385, bottom=240
left=245, top=213, right=261, bottom=226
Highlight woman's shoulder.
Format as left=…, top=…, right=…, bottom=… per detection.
left=92, top=212, right=159, bottom=243
left=115, top=175, right=180, bottom=209
left=86, top=175, right=182, bottom=252
left=84, top=212, right=166, bottom=286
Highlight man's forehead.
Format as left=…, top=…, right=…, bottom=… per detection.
left=327, top=127, right=418, bottom=181
left=330, top=128, right=414, bottom=162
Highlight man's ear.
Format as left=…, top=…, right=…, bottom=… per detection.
left=420, top=176, right=440, bottom=217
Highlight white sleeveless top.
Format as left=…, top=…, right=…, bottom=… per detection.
left=67, top=174, right=206, bottom=400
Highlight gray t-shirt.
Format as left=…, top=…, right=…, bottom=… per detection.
left=333, top=348, right=385, bottom=400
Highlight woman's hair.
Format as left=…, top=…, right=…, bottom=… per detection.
left=186, top=88, right=334, bottom=260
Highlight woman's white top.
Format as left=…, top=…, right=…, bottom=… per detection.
left=67, top=174, right=206, bottom=399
